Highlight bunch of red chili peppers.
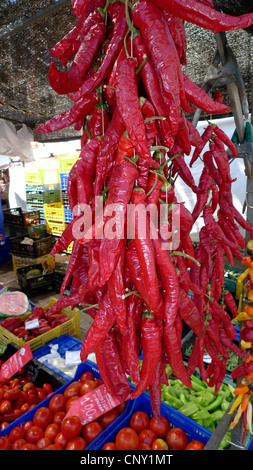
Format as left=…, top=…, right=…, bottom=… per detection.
left=37, top=0, right=253, bottom=418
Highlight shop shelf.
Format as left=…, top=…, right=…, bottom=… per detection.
left=94, top=390, right=212, bottom=450
left=60, top=172, right=69, bottom=191
left=58, top=154, right=78, bottom=173
left=0, top=298, right=81, bottom=352
left=10, top=235, right=53, bottom=258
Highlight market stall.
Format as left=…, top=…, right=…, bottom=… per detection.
left=1, top=0, right=253, bottom=455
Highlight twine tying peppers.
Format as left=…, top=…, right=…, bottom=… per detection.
left=37, top=0, right=253, bottom=427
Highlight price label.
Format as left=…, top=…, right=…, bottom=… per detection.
left=0, top=343, right=33, bottom=381
left=25, top=318, right=40, bottom=330
left=65, top=384, right=129, bottom=426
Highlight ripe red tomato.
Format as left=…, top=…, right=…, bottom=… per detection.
left=49, top=394, right=67, bottom=413
left=44, top=423, right=60, bottom=442
left=53, top=410, right=66, bottom=426
left=130, top=411, right=150, bottom=433
left=82, top=421, right=104, bottom=443
left=80, top=371, right=95, bottom=382
left=65, top=395, right=80, bottom=412
left=22, top=382, right=35, bottom=392
left=36, top=437, right=52, bottom=450
left=43, top=383, right=53, bottom=395
left=26, top=425, right=44, bottom=444
left=45, top=444, right=62, bottom=450
left=64, top=382, right=81, bottom=400
left=102, top=442, right=117, bottom=450
left=66, top=436, right=88, bottom=450
left=185, top=440, right=205, bottom=450
left=152, top=438, right=169, bottom=450
left=20, top=403, right=30, bottom=413
left=116, top=402, right=127, bottom=415
left=33, top=406, right=53, bottom=429
left=20, top=442, right=37, bottom=450
left=138, top=428, right=157, bottom=446
left=61, top=416, right=82, bottom=439
left=138, top=442, right=151, bottom=450
left=150, top=415, right=169, bottom=438
left=115, top=427, right=139, bottom=450
left=23, top=420, right=33, bottom=433
left=55, top=431, right=69, bottom=449
left=12, top=438, right=27, bottom=450
left=9, top=425, right=26, bottom=442
left=99, top=409, right=119, bottom=428
left=0, top=435, right=11, bottom=450
left=80, top=380, right=98, bottom=395
left=0, top=399, right=12, bottom=414
left=166, top=427, right=188, bottom=450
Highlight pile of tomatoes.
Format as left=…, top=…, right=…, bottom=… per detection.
left=0, top=367, right=54, bottom=428
left=102, top=410, right=205, bottom=450
left=0, top=370, right=127, bottom=450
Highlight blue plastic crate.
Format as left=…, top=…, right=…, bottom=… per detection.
left=60, top=173, right=69, bottom=191
left=94, top=390, right=212, bottom=450
left=0, top=359, right=132, bottom=450
left=63, top=205, right=73, bottom=224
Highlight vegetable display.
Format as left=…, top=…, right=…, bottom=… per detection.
left=36, top=0, right=253, bottom=419
left=0, top=371, right=127, bottom=450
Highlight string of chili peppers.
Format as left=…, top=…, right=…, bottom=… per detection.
left=37, top=0, right=253, bottom=421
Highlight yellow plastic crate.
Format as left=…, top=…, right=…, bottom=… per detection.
left=58, top=155, right=79, bottom=173
left=45, top=220, right=66, bottom=237
left=0, top=298, right=81, bottom=352
left=25, top=169, right=60, bottom=186
left=44, top=202, right=65, bottom=223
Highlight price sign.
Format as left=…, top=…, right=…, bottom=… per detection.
left=0, top=343, right=33, bottom=381
left=65, top=383, right=130, bottom=426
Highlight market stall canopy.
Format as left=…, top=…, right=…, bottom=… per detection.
left=0, top=0, right=253, bottom=143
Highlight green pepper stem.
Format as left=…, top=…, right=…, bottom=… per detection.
left=125, top=0, right=140, bottom=34
left=170, top=251, right=201, bottom=267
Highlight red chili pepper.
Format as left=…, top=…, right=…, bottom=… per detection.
left=206, top=318, right=229, bottom=359
left=115, top=132, right=135, bottom=165
left=178, top=288, right=206, bottom=338
left=183, top=73, right=230, bottom=114
left=72, top=2, right=128, bottom=101
left=223, top=290, right=238, bottom=319
left=66, top=161, right=78, bottom=212
left=231, top=362, right=253, bottom=380
left=132, top=1, right=192, bottom=136
left=94, top=105, right=125, bottom=196
left=115, top=57, right=151, bottom=191
left=209, top=299, right=236, bottom=341
left=1, top=317, right=23, bottom=332
left=133, top=35, right=174, bottom=148
left=217, top=211, right=243, bottom=260
left=186, top=119, right=204, bottom=153
left=88, top=105, right=110, bottom=138
left=210, top=242, right=224, bottom=302
left=219, top=329, right=248, bottom=359
left=122, top=294, right=143, bottom=385
left=80, top=290, right=116, bottom=363
left=98, top=158, right=139, bottom=286
left=60, top=240, right=84, bottom=294
left=36, top=91, right=99, bottom=133
left=164, top=322, right=192, bottom=388
left=190, top=124, right=213, bottom=167
left=131, top=312, right=162, bottom=399
left=175, top=111, right=192, bottom=155
left=107, top=242, right=128, bottom=337
left=95, top=329, right=131, bottom=403
left=211, top=183, right=219, bottom=213
left=149, top=0, right=253, bottom=33
left=203, top=205, right=236, bottom=252
left=212, top=124, right=237, bottom=158
left=203, top=150, right=223, bottom=189
left=140, top=97, right=158, bottom=148
left=175, top=252, right=202, bottom=295
left=72, top=0, right=105, bottom=19
left=192, top=167, right=213, bottom=224
left=162, top=11, right=187, bottom=65
left=209, top=138, right=233, bottom=190
left=224, top=215, right=246, bottom=250
left=76, top=137, right=100, bottom=206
